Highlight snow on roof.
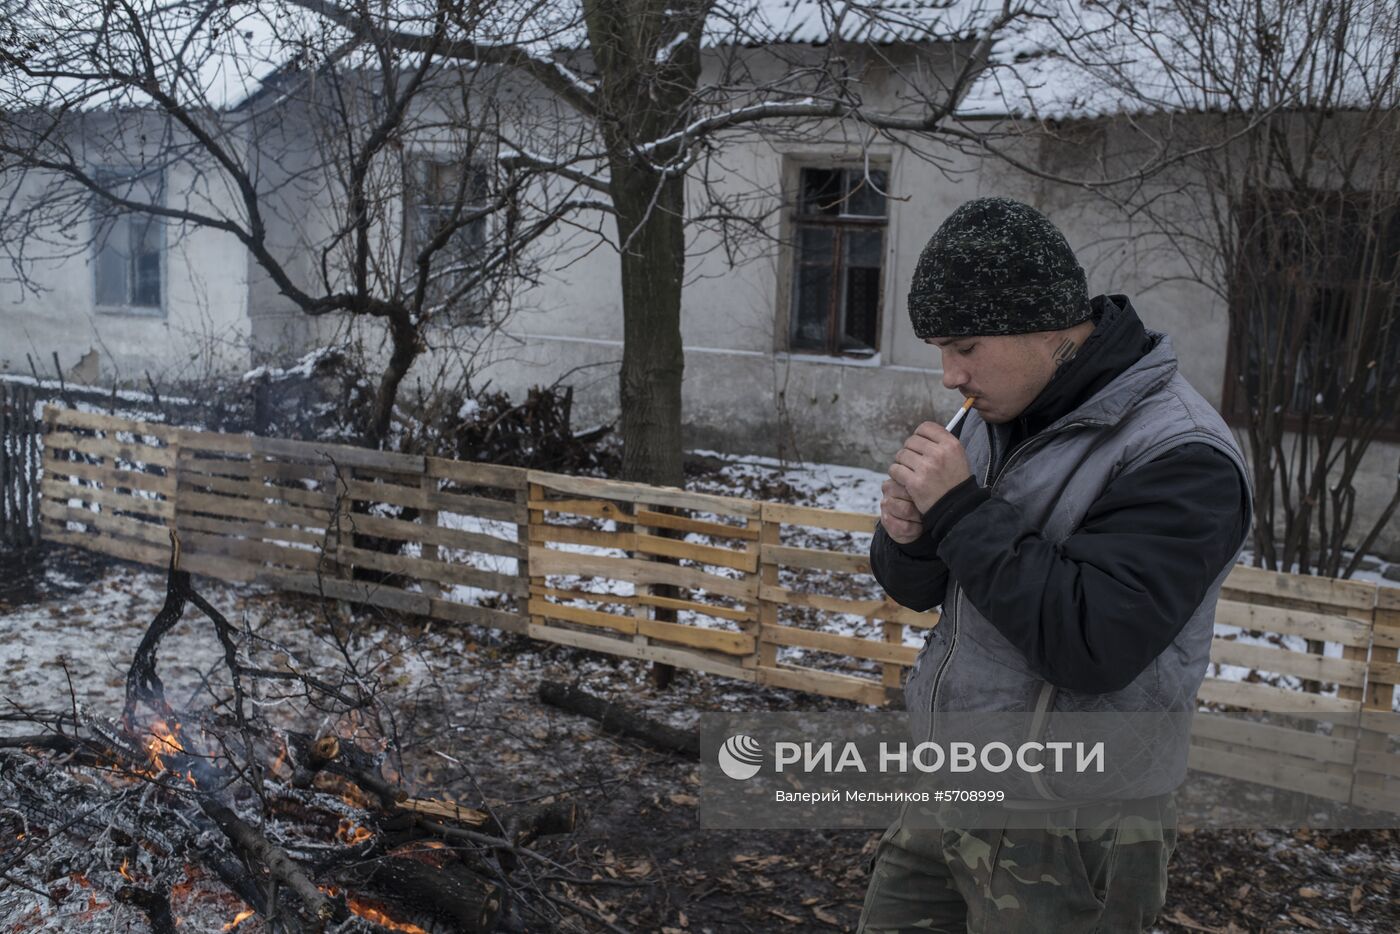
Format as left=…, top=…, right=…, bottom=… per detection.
left=1, top=1, right=346, bottom=112
left=4, top=0, right=1389, bottom=119
left=959, top=0, right=1400, bottom=120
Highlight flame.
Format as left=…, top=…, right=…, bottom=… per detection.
left=144, top=719, right=185, bottom=771
left=337, top=819, right=373, bottom=846
left=270, top=745, right=288, bottom=777
left=347, top=896, right=432, bottom=934
left=185, top=770, right=198, bottom=788
left=118, top=858, right=134, bottom=881
left=222, top=909, right=255, bottom=930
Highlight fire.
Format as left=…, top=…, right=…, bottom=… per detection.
left=337, top=819, right=373, bottom=846
left=321, top=887, right=429, bottom=934
left=118, top=858, right=134, bottom=881
left=347, top=896, right=432, bottom=934
left=143, top=719, right=185, bottom=771
left=222, top=909, right=255, bottom=930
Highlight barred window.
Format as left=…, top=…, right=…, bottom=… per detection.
left=788, top=167, right=887, bottom=357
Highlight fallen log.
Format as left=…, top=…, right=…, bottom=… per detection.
left=538, top=680, right=699, bottom=759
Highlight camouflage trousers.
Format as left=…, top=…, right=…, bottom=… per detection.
left=857, top=795, right=1176, bottom=933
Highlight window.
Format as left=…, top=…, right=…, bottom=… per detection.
left=788, top=166, right=888, bottom=357
left=409, top=158, right=491, bottom=322
left=93, top=168, right=164, bottom=314
left=1224, top=188, right=1400, bottom=433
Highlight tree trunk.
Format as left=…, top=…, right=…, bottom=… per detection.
left=610, top=159, right=687, bottom=488
left=366, top=314, right=423, bottom=449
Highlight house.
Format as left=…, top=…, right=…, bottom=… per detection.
left=2, top=0, right=1395, bottom=558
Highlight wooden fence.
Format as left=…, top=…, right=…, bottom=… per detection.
left=33, top=405, right=1400, bottom=815
left=0, top=383, right=42, bottom=553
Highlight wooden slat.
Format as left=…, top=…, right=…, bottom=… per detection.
left=1209, top=639, right=1368, bottom=686
left=756, top=664, right=884, bottom=706
left=1368, top=660, right=1400, bottom=685
left=760, top=585, right=936, bottom=628
left=762, top=502, right=875, bottom=533
left=636, top=531, right=758, bottom=572
left=761, top=543, right=870, bottom=575
left=47, top=407, right=174, bottom=439
left=43, top=526, right=170, bottom=568
left=45, top=432, right=177, bottom=468
left=425, top=457, right=527, bottom=490
left=181, top=530, right=322, bottom=570
left=428, top=597, right=528, bottom=635
left=343, top=479, right=525, bottom=524
left=526, top=622, right=758, bottom=681
left=338, top=545, right=526, bottom=597
left=537, top=585, right=636, bottom=607
left=528, top=549, right=755, bottom=600
left=179, top=456, right=327, bottom=484
left=1372, top=627, right=1400, bottom=650
left=1189, top=713, right=1355, bottom=764
left=347, top=512, right=524, bottom=558
left=636, top=593, right=754, bottom=623
left=534, top=524, right=635, bottom=551
left=527, top=471, right=760, bottom=518
left=529, top=498, right=635, bottom=523
left=41, top=478, right=173, bottom=520
left=180, top=490, right=330, bottom=528
left=637, top=618, right=754, bottom=655
left=1221, top=564, right=1378, bottom=612
left=1361, top=709, right=1400, bottom=734
left=41, top=500, right=171, bottom=548
left=1187, top=744, right=1352, bottom=801
left=42, top=456, right=174, bottom=495
left=268, top=570, right=433, bottom=617
left=1213, top=600, right=1372, bottom=648
left=634, top=507, right=759, bottom=541
left=177, top=429, right=427, bottom=474
left=761, top=624, right=919, bottom=666
left=1196, top=678, right=1361, bottom=717
left=177, top=470, right=334, bottom=510
left=1355, top=751, right=1400, bottom=779
left=1352, top=786, right=1400, bottom=814
left=528, top=598, right=636, bottom=634
left=174, top=512, right=328, bottom=548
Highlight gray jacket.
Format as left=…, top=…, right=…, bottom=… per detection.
left=903, top=332, right=1252, bottom=799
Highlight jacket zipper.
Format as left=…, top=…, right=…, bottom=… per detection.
left=924, top=421, right=1087, bottom=730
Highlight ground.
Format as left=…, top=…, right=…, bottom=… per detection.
left=1, top=547, right=1397, bottom=933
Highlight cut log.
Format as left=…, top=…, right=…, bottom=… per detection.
left=537, top=680, right=699, bottom=759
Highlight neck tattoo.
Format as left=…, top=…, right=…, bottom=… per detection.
left=1052, top=339, right=1079, bottom=367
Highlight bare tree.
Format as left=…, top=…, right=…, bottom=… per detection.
left=0, top=0, right=602, bottom=446
left=1005, top=0, right=1400, bottom=577
left=279, top=0, right=1079, bottom=485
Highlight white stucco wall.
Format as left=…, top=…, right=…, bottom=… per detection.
left=0, top=113, right=250, bottom=385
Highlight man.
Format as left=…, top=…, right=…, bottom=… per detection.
left=858, top=197, right=1252, bottom=933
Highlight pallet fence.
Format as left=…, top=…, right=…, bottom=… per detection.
left=31, top=405, right=1400, bottom=815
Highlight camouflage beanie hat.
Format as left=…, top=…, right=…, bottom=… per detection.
left=907, top=197, right=1091, bottom=339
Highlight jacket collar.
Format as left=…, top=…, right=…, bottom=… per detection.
left=1019, top=294, right=1178, bottom=435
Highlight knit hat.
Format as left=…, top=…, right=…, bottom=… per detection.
left=907, top=197, right=1091, bottom=338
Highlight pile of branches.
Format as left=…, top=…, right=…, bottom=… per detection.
left=0, top=538, right=610, bottom=933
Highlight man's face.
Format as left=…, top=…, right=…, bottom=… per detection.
left=926, top=332, right=1058, bottom=424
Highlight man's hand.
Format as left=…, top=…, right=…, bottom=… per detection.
left=880, top=479, right=924, bottom=544
left=889, top=422, right=973, bottom=514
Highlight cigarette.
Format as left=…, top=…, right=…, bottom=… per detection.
left=944, top=396, right=976, bottom=433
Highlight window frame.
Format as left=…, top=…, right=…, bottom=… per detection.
left=784, top=164, right=890, bottom=359
left=90, top=165, right=166, bottom=318
left=1220, top=187, right=1400, bottom=441
left=406, top=155, right=493, bottom=326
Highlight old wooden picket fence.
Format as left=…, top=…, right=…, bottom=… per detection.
left=32, top=405, right=1400, bottom=815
